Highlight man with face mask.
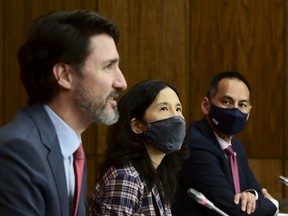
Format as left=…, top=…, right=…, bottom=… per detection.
left=172, top=71, right=279, bottom=216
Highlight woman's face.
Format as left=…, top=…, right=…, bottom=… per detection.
left=143, top=87, right=184, bottom=123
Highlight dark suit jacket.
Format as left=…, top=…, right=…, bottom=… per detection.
left=172, top=118, right=276, bottom=216
left=0, top=104, right=87, bottom=216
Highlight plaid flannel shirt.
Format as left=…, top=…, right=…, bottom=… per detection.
left=89, top=161, right=171, bottom=216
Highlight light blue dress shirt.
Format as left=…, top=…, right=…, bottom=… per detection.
left=44, top=105, right=81, bottom=210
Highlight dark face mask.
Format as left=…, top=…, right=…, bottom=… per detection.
left=144, top=116, right=186, bottom=153
left=209, top=103, right=248, bottom=135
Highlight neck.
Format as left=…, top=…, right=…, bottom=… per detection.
left=215, top=130, right=232, bottom=143
left=145, top=143, right=166, bottom=169
left=47, top=97, right=91, bottom=136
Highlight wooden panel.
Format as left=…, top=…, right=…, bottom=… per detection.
left=240, top=0, right=284, bottom=158
left=0, top=0, right=3, bottom=124
left=3, top=0, right=98, bottom=124
left=190, top=0, right=284, bottom=157
left=280, top=160, right=288, bottom=212
left=285, top=0, right=288, bottom=158
left=283, top=160, right=288, bottom=198
left=249, top=159, right=288, bottom=211
left=3, top=1, right=29, bottom=124
left=249, top=159, right=282, bottom=199
left=97, top=0, right=191, bottom=154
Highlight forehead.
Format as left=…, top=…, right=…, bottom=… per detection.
left=87, top=34, right=119, bottom=61
left=146, top=87, right=181, bottom=111
left=214, top=78, right=250, bottom=100
left=153, top=87, right=180, bottom=103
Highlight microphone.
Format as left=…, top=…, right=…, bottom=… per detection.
left=278, top=175, right=288, bottom=186
left=187, top=188, right=229, bottom=216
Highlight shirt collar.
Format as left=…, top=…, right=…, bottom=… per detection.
left=214, top=132, right=231, bottom=150
left=43, top=105, right=81, bottom=158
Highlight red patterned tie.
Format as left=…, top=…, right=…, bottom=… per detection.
left=224, top=145, right=240, bottom=193
left=72, top=144, right=85, bottom=216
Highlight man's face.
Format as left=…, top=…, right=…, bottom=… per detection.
left=74, top=34, right=127, bottom=125
left=209, top=78, right=251, bottom=115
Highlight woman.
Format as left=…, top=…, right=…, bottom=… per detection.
left=89, top=80, right=187, bottom=215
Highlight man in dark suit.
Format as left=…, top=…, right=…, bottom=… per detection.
left=172, top=71, right=278, bottom=215
left=0, top=10, right=127, bottom=215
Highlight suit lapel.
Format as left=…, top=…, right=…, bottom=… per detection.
left=25, top=104, right=69, bottom=215
left=199, top=118, right=225, bottom=152
left=47, top=141, right=69, bottom=216
left=200, top=118, right=241, bottom=190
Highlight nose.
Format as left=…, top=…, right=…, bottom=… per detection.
left=232, top=102, right=239, bottom=109
left=171, top=109, right=184, bottom=119
left=114, top=68, right=127, bottom=90
left=231, top=102, right=248, bottom=113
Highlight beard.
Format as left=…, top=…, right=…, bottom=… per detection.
left=75, top=82, right=119, bottom=125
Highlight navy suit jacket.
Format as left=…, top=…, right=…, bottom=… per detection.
left=172, top=118, right=276, bottom=216
left=0, top=104, right=87, bottom=216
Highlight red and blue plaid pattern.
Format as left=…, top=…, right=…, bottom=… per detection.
left=89, top=161, right=171, bottom=215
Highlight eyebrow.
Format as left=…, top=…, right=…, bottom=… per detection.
left=109, top=57, right=120, bottom=63
left=102, top=58, right=119, bottom=66
left=222, top=95, right=250, bottom=103
left=157, top=102, right=182, bottom=107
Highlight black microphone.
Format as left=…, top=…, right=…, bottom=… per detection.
left=278, top=175, right=288, bottom=186
left=187, top=188, right=229, bottom=216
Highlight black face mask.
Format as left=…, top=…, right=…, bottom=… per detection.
left=209, top=103, right=248, bottom=135
left=144, top=116, right=186, bottom=153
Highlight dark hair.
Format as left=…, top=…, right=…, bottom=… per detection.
left=101, top=80, right=187, bottom=204
left=207, top=71, right=252, bottom=100
left=18, top=9, right=119, bottom=105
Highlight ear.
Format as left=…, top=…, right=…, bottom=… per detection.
left=53, top=63, right=73, bottom=89
left=130, top=118, right=145, bottom=134
left=201, top=97, right=210, bottom=115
